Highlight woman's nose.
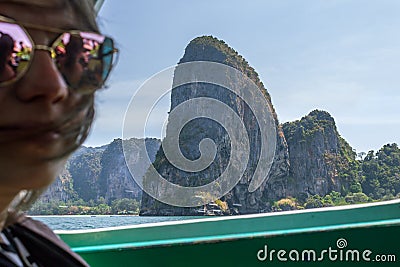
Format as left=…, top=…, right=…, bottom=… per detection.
left=15, top=50, right=68, bottom=103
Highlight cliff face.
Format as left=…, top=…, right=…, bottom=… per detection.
left=38, top=138, right=161, bottom=204
left=281, top=110, right=357, bottom=201
left=99, top=138, right=161, bottom=202
left=69, top=147, right=104, bottom=201
left=140, top=36, right=290, bottom=215
left=39, top=166, right=76, bottom=203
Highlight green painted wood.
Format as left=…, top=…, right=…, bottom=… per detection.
left=58, top=200, right=400, bottom=266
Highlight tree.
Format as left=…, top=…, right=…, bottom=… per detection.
left=305, top=195, right=324, bottom=209
left=111, top=198, right=140, bottom=214
left=361, top=144, right=400, bottom=199
left=273, top=198, right=298, bottom=211
left=344, top=192, right=370, bottom=204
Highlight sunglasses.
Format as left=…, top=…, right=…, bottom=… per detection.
left=0, top=14, right=118, bottom=92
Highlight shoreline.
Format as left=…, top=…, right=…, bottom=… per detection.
left=29, top=214, right=139, bottom=218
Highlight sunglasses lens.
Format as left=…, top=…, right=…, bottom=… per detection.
left=0, top=19, right=116, bottom=91
left=100, top=37, right=115, bottom=81
left=55, top=32, right=115, bottom=92
left=0, top=21, right=33, bottom=85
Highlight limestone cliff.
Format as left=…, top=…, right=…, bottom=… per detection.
left=39, top=166, right=76, bottom=203
left=69, top=146, right=104, bottom=201
left=281, top=110, right=359, bottom=201
left=140, top=36, right=290, bottom=215
left=99, top=138, right=161, bottom=202
left=38, top=138, right=160, bottom=204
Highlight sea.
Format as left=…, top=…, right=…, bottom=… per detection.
left=31, top=215, right=203, bottom=231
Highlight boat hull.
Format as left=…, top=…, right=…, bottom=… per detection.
left=58, top=200, right=400, bottom=266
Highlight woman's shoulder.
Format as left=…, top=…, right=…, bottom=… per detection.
left=6, top=213, right=89, bottom=267
left=9, top=212, right=54, bottom=234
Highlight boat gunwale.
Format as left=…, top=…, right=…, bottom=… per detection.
left=56, top=199, right=400, bottom=235
left=70, top=217, right=400, bottom=253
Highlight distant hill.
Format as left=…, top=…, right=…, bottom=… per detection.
left=37, top=138, right=161, bottom=204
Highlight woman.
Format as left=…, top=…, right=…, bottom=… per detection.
left=0, top=0, right=117, bottom=266
left=0, top=33, right=16, bottom=82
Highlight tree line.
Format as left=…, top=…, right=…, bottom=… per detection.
left=28, top=197, right=140, bottom=216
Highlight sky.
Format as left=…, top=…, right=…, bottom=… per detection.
left=85, top=0, right=400, bottom=153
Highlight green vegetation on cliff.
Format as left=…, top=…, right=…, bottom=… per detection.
left=361, top=143, right=400, bottom=200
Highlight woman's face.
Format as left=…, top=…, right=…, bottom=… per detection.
left=0, top=1, right=93, bottom=190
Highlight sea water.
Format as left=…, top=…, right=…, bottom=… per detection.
left=31, top=215, right=202, bottom=231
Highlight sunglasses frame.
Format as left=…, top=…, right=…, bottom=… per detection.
left=0, top=14, right=118, bottom=89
